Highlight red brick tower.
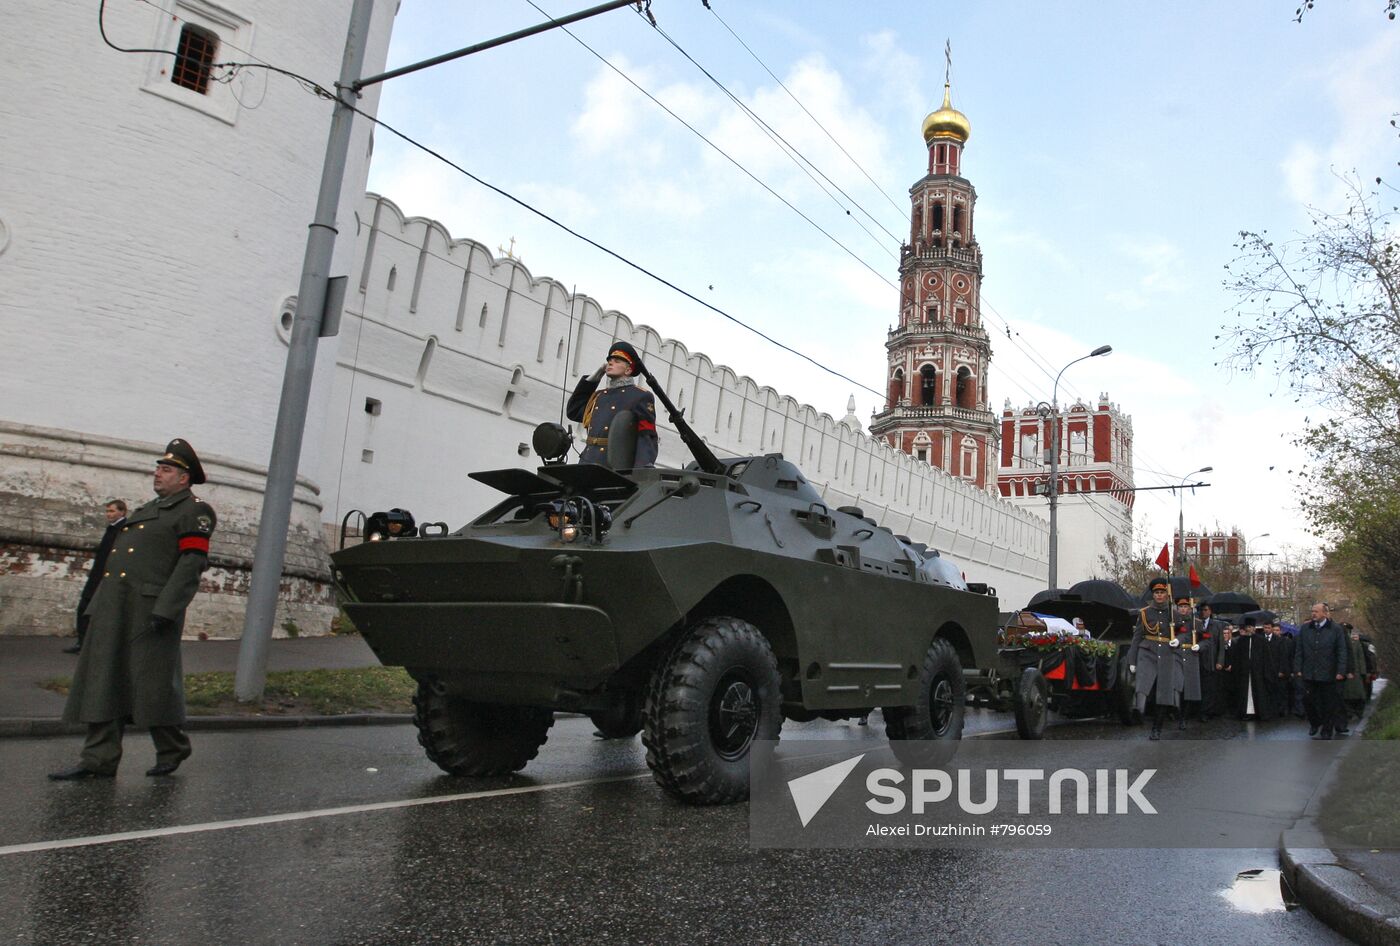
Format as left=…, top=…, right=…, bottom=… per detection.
left=869, top=83, right=997, bottom=491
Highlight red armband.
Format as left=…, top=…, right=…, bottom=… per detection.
left=637, top=419, right=656, bottom=432
left=178, top=534, right=210, bottom=554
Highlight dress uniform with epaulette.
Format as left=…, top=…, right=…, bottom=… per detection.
left=1128, top=578, right=1188, bottom=739
left=565, top=341, right=659, bottom=468
left=51, top=439, right=216, bottom=779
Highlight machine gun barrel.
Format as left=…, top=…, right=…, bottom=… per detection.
left=641, top=368, right=725, bottom=475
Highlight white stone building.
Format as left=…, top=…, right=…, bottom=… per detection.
left=0, top=0, right=397, bottom=635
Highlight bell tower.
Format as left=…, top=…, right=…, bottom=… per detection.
left=870, top=76, right=997, bottom=491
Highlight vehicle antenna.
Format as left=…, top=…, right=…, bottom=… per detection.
left=560, top=283, right=577, bottom=425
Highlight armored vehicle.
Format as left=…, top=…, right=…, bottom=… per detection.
left=332, top=373, right=1039, bottom=805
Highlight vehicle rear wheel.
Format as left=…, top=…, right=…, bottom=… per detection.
left=642, top=616, right=782, bottom=805
left=885, top=637, right=965, bottom=766
left=588, top=693, right=643, bottom=739
left=412, top=679, right=554, bottom=776
left=1013, top=667, right=1048, bottom=739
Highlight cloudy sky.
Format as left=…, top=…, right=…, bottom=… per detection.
left=362, top=1, right=1399, bottom=554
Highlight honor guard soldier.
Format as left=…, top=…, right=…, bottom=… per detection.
left=1172, top=596, right=1205, bottom=730
left=566, top=341, right=659, bottom=469
left=49, top=439, right=216, bottom=780
left=1129, top=578, right=1186, bottom=739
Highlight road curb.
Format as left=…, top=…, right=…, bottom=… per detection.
left=1279, top=680, right=1399, bottom=945
left=0, top=713, right=412, bottom=738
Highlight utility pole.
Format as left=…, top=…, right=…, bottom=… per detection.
left=235, top=0, right=375, bottom=702
left=235, top=0, right=641, bottom=701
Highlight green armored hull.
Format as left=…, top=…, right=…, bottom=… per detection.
left=334, top=455, right=1021, bottom=805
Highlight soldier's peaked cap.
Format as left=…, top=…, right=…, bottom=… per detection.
left=607, top=340, right=644, bottom=376
left=157, top=438, right=206, bottom=485
left=1149, top=577, right=1170, bottom=591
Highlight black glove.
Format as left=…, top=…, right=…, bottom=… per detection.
left=149, top=615, right=177, bottom=635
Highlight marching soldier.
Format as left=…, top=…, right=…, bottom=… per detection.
left=49, top=439, right=216, bottom=779
left=1172, top=596, right=1205, bottom=729
left=565, top=341, right=659, bottom=469
left=1129, top=578, right=1185, bottom=739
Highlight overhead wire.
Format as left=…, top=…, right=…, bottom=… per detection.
left=705, top=2, right=909, bottom=219
left=517, top=0, right=904, bottom=295
left=635, top=5, right=906, bottom=252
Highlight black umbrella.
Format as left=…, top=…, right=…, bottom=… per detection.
left=1025, top=588, right=1068, bottom=609
left=1203, top=590, right=1260, bottom=614
left=1138, top=576, right=1213, bottom=605
left=1067, top=579, right=1137, bottom=610
left=1023, top=590, right=1139, bottom=641
left=1236, top=608, right=1278, bottom=626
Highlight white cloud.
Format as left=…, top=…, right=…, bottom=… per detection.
left=1280, top=29, right=1400, bottom=207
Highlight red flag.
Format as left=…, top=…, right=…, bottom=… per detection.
left=1189, top=564, right=1202, bottom=588
left=1154, top=544, right=1171, bottom=571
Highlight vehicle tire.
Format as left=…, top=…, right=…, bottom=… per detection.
left=641, top=616, right=783, bottom=805
left=588, top=693, right=643, bottom=739
left=1012, top=667, right=1048, bottom=739
left=412, top=679, right=554, bottom=776
left=1115, top=651, right=1138, bottom=726
left=884, top=637, right=965, bottom=767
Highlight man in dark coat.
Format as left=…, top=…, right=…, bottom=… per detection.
left=1264, top=621, right=1294, bottom=723
left=1129, top=578, right=1186, bottom=739
left=1293, top=602, right=1349, bottom=739
left=1223, top=619, right=1274, bottom=720
left=565, top=341, right=659, bottom=469
left=1196, top=603, right=1224, bottom=720
left=49, top=439, right=216, bottom=779
left=65, top=499, right=128, bottom=653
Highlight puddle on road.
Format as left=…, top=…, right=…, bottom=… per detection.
left=1220, top=868, right=1300, bottom=914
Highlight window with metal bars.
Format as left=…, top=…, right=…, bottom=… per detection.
left=171, top=24, right=218, bottom=94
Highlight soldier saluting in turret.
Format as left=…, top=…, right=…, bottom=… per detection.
left=566, top=341, right=659, bottom=469
left=1129, top=577, right=1187, bottom=740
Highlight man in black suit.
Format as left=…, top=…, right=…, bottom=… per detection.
left=1293, top=602, right=1349, bottom=739
left=66, top=499, right=127, bottom=654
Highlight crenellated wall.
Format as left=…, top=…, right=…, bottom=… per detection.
left=309, top=195, right=1050, bottom=610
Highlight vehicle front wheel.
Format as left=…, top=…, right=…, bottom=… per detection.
left=642, top=616, right=783, bottom=805
left=1013, top=667, right=1048, bottom=739
left=884, top=637, right=966, bottom=766
left=413, top=679, right=554, bottom=776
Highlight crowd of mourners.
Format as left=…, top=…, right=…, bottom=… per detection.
left=1128, top=579, right=1378, bottom=740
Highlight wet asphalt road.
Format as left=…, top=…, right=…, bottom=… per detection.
left=0, top=710, right=1353, bottom=946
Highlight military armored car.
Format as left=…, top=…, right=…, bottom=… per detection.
left=332, top=375, right=1041, bottom=805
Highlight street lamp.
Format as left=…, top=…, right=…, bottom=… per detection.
left=1173, top=465, right=1213, bottom=571
left=1245, top=532, right=1271, bottom=595
left=1045, top=344, right=1113, bottom=589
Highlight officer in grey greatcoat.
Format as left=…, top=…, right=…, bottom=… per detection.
left=1129, top=578, right=1187, bottom=739
left=1172, top=596, right=1205, bottom=729
left=566, top=341, right=659, bottom=469
left=49, top=439, right=216, bottom=779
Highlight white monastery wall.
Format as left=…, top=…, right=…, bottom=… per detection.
left=314, top=196, right=1050, bottom=611
left=1006, top=493, right=1133, bottom=589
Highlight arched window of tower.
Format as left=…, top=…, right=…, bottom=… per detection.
left=387, top=265, right=397, bottom=291
left=932, top=204, right=944, bottom=240
left=919, top=366, right=937, bottom=407
left=889, top=368, right=904, bottom=407
left=956, top=366, right=974, bottom=409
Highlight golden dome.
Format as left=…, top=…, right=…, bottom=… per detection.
left=921, top=84, right=970, bottom=144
